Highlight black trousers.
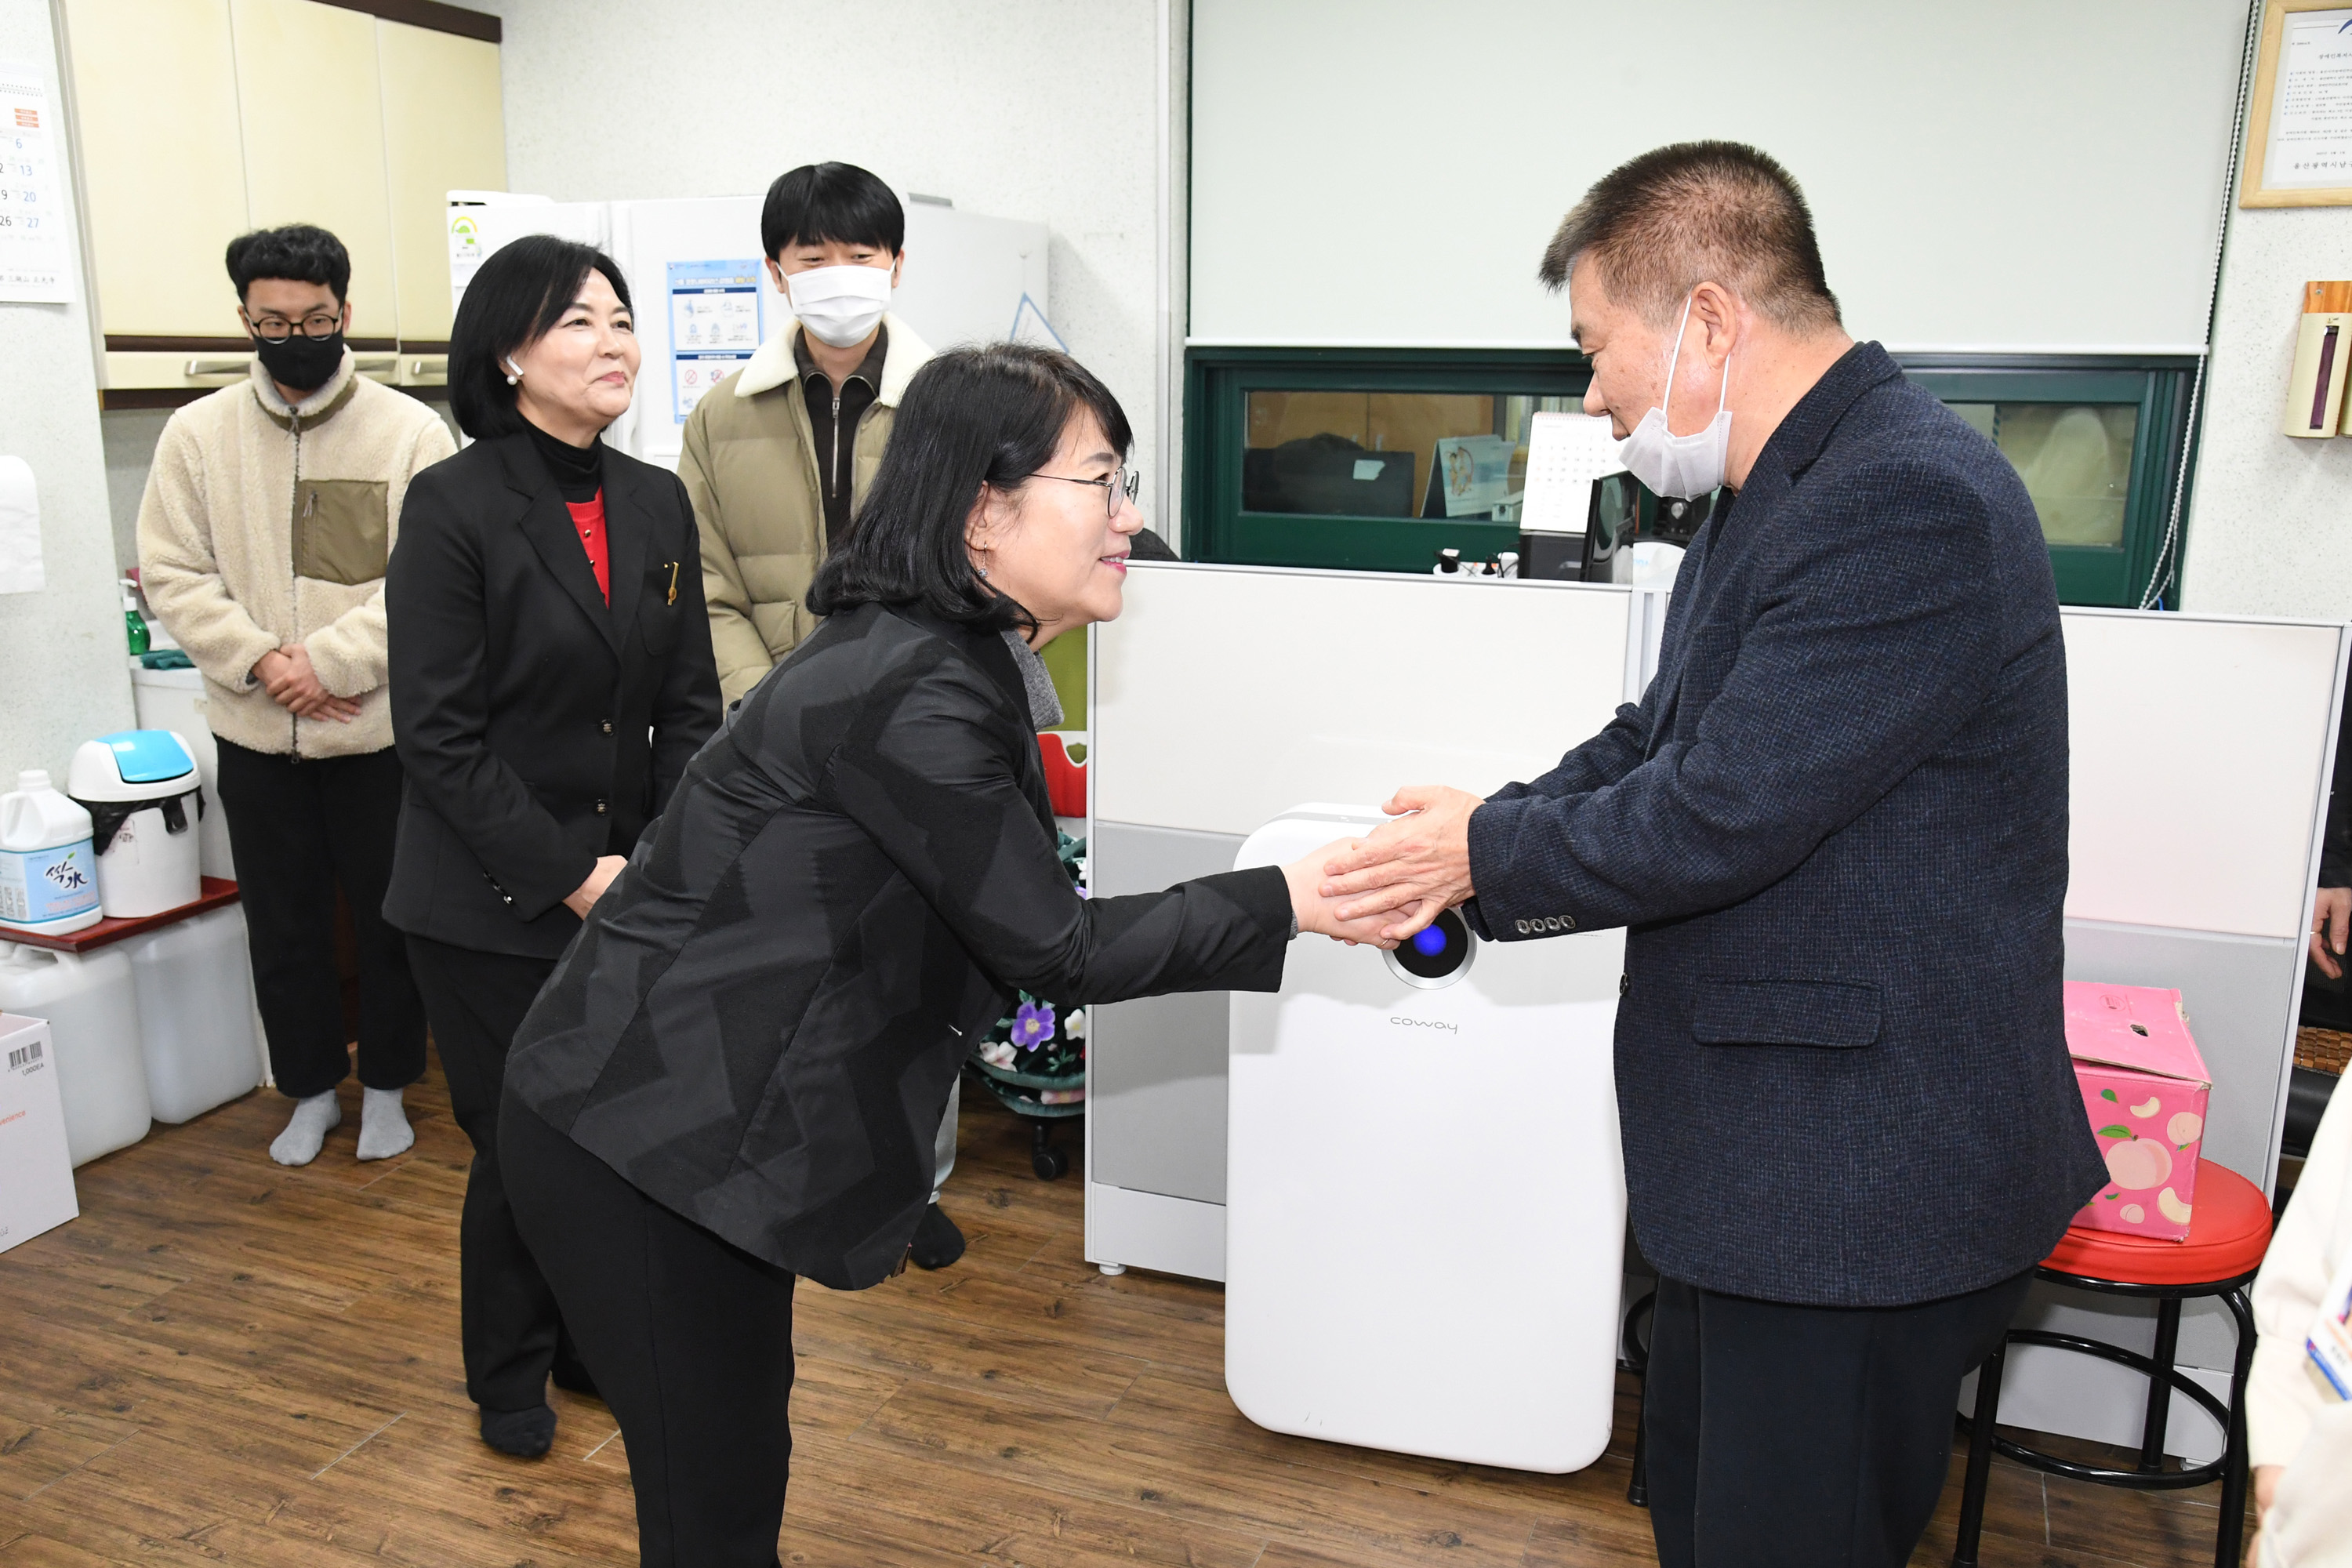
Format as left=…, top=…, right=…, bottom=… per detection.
left=213, top=739, right=424, bottom=1098
left=503, top=1092, right=797, bottom=1568
left=1643, top=1268, right=2034, bottom=1568
left=404, top=934, right=580, bottom=1412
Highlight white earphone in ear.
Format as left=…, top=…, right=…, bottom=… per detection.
left=503, top=355, right=523, bottom=386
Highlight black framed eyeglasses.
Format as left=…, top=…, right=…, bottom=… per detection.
left=1033, top=466, right=1141, bottom=517
left=248, top=311, right=343, bottom=343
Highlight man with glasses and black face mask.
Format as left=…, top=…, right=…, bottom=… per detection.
left=140, top=223, right=456, bottom=1170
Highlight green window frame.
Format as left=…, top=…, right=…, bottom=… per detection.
left=1181, top=347, right=2198, bottom=608
left=1895, top=354, right=2197, bottom=609
left=1181, top=347, right=1592, bottom=575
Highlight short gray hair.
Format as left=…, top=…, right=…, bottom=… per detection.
left=1539, top=141, right=1842, bottom=334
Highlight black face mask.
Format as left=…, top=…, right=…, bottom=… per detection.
left=250, top=328, right=345, bottom=394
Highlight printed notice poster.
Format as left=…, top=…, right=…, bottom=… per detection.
left=2267, top=8, right=2352, bottom=189
left=0, top=61, right=72, bottom=303
left=667, top=259, right=764, bottom=423
left=448, top=210, right=485, bottom=307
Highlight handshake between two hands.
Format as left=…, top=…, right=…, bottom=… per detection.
left=1279, top=785, right=1486, bottom=949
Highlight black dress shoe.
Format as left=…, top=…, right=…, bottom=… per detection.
left=909, top=1203, right=966, bottom=1270
left=551, top=1358, right=601, bottom=1400
left=480, top=1403, right=556, bottom=1458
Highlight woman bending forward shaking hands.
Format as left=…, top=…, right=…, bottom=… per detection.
left=497, top=343, right=1396, bottom=1566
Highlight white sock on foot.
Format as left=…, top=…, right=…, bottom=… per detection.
left=357, top=1086, right=414, bottom=1162
left=270, top=1090, right=341, bottom=1166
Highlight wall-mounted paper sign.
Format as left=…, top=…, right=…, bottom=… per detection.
left=0, top=456, right=44, bottom=595
left=1433, top=434, right=1515, bottom=517
left=2244, top=2, right=2352, bottom=207
left=667, top=259, right=764, bottom=423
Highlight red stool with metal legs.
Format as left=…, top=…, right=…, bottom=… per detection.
left=1951, top=1160, right=2274, bottom=1568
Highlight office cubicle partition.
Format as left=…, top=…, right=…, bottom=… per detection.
left=1086, top=560, right=2348, bottom=1461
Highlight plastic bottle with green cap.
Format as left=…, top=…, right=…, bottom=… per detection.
left=120, top=579, right=149, bottom=657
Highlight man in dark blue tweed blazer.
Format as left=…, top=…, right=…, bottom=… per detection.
left=1323, top=142, right=2107, bottom=1568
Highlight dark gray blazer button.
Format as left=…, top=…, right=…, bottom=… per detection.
left=1563, top=916, right=1577, bottom=931
left=594, top=798, right=608, bottom=815
left=1619, top=972, right=1630, bottom=996
left=600, top=718, right=614, bottom=735
left=1515, top=919, right=1530, bottom=935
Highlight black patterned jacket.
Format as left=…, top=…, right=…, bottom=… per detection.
left=506, top=601, right=1291, bottom=1287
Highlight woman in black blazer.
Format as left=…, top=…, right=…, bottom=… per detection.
left=495, top=344, right=1395, bottom=1565
left=383, top=236, right=721, bottom=1459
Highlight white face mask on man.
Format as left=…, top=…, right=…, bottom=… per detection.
left=1617, top=295, right=1731, bottom=499
left=785, top=263, right=894, bottom=348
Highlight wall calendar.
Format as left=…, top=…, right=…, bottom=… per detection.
left=0, top=60, right=72, bottom=304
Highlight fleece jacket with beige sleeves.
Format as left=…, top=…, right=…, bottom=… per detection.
left=2249, top=1078, right=2352, bottom=1568
left=680, top=313, right=933, bottom=705
left=138, top=351, right=456, bottom=760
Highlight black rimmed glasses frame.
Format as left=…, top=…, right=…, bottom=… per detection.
left=1032, top=466, right=1140, bottom=517
left=245, top=309, right=345, bottom=343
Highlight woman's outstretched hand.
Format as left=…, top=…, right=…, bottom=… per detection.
left=1283, top=840, right=1419, bottom=949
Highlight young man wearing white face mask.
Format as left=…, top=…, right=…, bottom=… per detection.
left=681, top=162, right=934, bottom=707
left=678, top=162, right=968, bottom=1268
left=1317, top=142, right=2097, bottom=1568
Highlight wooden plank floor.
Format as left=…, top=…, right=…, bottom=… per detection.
left=0, top=1052, right=2255, bottom=1566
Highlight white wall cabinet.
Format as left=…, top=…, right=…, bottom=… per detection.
left=227, top=0, right=397, bottom=343
left=63, top=0, right=249, bottom=342
left=61, top=0, right=503, bottom=394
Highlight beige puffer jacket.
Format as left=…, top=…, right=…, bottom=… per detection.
left=680, top=314, right=933, bottom=704
left=137, top=352, right=456, bottom=758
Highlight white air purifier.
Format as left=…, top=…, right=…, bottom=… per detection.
left=1225, top=804, right=1628, bottom=1474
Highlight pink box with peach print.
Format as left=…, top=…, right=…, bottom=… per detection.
left=2064, top=981, right=2211, bottom=1242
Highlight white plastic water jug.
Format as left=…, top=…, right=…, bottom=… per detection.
left=0, top=941, right=152, bottom=1166
left=123, top=906, right=263, bottom=1122
left=0, top=770, right=102, bottom=937
left=67, top=731, right=203, bottom=919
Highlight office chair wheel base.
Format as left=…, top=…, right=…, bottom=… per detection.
left=1030, top=1121, right=1069, bottom=1180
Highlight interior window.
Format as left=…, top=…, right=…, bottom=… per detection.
left=1241, top=390, right=1586, bottom=521
left=1949, top=402, right=2138, bottom=549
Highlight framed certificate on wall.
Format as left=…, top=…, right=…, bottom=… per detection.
left=2244, top=0, right=2352, bottom=206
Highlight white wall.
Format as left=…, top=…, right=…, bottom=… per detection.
left=478, top=0, right=1180, bottom=524
left=100, top=405, right=169, bottom=575
left=2179, top=200, right=2352, bottom=616
left=0, top=0, right=134, bottom=784
left=1190, top=0, right=2248, bottom=353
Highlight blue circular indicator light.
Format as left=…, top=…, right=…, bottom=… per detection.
left=1411, top=926, right=1449, bottom=958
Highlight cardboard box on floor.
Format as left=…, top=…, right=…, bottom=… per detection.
left=2064, top=982, right=2211, bottom=1241
left=0, top=1014, right=78, bottom=1255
